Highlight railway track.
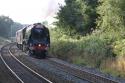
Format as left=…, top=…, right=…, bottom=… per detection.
left=48, top=58, right=120, bottom=83
left=10, top=43, right=123, bottom=83
left=0, top=44, right=52, bottom=83
left=0, top=53, right=20, bottom=83
left=10, top=44, right=88, bottom=83
left=2, top=43, right=124, bottom=83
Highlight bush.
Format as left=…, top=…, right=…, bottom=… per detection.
left=113, top=39, right=125, bottom=56
left=77, top=36, right=114, bottom=67
left=49, top=28, right=125, bottom=77
left=49, top=29, right=117, bottom=67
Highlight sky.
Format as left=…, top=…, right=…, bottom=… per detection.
left=0, top=0, right=65, bottom=24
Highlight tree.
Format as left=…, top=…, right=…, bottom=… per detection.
left=11, top=22, right=23, bottom=36
left=0, top=16, right=14, bottom=38
left=56, top=0, right=98, bottom=35
left=97, top=0, right=125, bottom=31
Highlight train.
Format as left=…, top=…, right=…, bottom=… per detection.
left=16, top=23, right=50, bottom=58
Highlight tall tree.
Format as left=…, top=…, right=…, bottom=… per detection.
left=56, top=0, right=98, bottom=35
left=97, top=0, right=125, bottom=31
left=0, top=16, right=14, bottom=38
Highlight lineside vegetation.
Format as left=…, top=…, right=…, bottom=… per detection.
left=49, top=0, right=125, bottom=77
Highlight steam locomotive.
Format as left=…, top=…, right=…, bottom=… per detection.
left=16, top=23, right=50, bottom=58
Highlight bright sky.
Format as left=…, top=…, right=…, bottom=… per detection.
left=0, top=0, right=65, bottom=24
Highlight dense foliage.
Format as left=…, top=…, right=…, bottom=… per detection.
left=0, top=16, right=23, bottom=38
left=56, top=0, right=98, bottom=35
left=97, top=0, right=125, bottom=31
left=51, top=0, right=125, bottom=77
left=0, top=16, right=13, bottom=38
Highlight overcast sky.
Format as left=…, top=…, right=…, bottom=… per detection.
left=0, top=0, right=64, bottom=24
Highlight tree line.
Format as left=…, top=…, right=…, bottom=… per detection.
left=56, top=0, right=125, bottom=35
left=0, top=16, right=23, bottom=38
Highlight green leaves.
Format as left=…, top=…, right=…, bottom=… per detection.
left=97, top=0, right=125, bottom=31
left=113, top=39, right=125, bottom=56
left=56, top=0, right=98, bottom=35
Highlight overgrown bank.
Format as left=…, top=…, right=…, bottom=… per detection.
left=49, top=28, right=125, bottom=78
left=49, top=0, right=125, bottom=78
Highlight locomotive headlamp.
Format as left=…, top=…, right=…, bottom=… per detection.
left=38, top=44, right=41, bottom=47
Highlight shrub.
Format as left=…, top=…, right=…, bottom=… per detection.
left=49, top=28, right=125, bottom=77
left=113, top=39, right=125, bottom=56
